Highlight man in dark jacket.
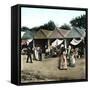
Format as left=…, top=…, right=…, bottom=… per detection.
left=26, top=46, right=33, bottom=63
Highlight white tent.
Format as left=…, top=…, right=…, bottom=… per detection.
left=70, top=39, right=82, bottom=46
left=52, top=39, right=63, bottom=47
left=27, top=39, right=33, bottom=45
left=21, top=31, right=25, bottom=38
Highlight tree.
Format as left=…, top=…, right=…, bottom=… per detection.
left=38, top=20, right=56, bottom=30
left=30, top=27, right=39, bottom=31
left=21, top=26, right=30, bottom=31
left=70, top=14, right=86, bottom=29
left=46, top=20, right=56, bottom=30
left=60, top=24, right=71, bottom=30
left=30, top=20, right=56, bottom=31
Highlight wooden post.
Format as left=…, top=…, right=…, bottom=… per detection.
left=33, top=30, right=36, bottom=60
left=33, top=39, right=35, bottom=48
left=64, top=39, right=67, bottom=53
left=83, top=38, right=85, bottom=58
left=48, top=39, right=50, bottom=49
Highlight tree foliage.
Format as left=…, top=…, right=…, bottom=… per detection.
left=21, top=26, right=30, bottom=31
left=70, top=14, right=86, bottom=29
left=46, top=20, right=56, bottom=30
left=35, top=20, right=56, bottom=31
left=22, top=20, right=56, bottom=32
left=60, top=24, right=71, bottom=30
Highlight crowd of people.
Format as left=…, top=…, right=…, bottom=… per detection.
left=26, top=46, right=42, bottom=63
left=58, top=45, right=77, bottom=70
left=22, top=43, right=81, bottom=70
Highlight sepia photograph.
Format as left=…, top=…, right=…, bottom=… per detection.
left=20, top=6, right=87, bottom=83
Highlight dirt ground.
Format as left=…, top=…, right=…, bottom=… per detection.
left=21, top=54, right=86, bottom=83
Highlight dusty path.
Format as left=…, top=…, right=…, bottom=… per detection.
left=21, top=54, right=86, bottom=83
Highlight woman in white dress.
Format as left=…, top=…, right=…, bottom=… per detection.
left=34, top=47, right=39, bottom=60
left=59, top=46, right=67, bottom=70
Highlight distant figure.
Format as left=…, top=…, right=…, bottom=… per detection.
left=67, top=45, right=71, bottom=66
left=33, top=47, right=37, bottom=60
left=67, top=45, right=71, bottom=55
left=34, top=47, right=39, bottom=60
left=37, top=47, right=42, bottom=61
left=26, top=46, right=33, bottom=63
left=59, top=45, right=67, bottom=70
left=45, top=49, right=48, bottom=58
left=74, top=48, right=79, bottom=60
left=45, top=48, right=50, bottom=58
left=69, top=48, right=76, bottom=67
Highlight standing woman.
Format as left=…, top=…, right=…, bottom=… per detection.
left=59, top=45, right=68, bottom=70
left=35, top=47, right=39, bottom=60
left=69, top=48, right=76, bottom=67
left=67, top=45, right=71, bottom=66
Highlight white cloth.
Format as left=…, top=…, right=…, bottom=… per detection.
left=70, top=39, right=82, bottom=45
left=21, top=31, right=25, bottom=38
left=27, top=39, right=33, bottom=45
left=35, top=49, right=39, bottom=60
left=68, top=45, right=71, bottom=54
left=71, top=55, right=75, bottom=64
left=52, top=39, right=63, bottom=47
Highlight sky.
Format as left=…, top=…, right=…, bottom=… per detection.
left=21, top=7, right=86, bottom=29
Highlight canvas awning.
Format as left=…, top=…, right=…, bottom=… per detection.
left=27, top=39, right=33, bottom=45
left=41, top=29, right=53, bottom=38
left=70, top=39, right=82, bottom=45
left=52, top=39, right=63, bottom=47
left=49, top=29, right=64, bottom=39
left=67, top=27, right=85, bottom=38
left=21, top=27, right=86, bottom=40
left=58, top=27, right=86, bottom=38
left=34, top=29, right=47, bottom=39
left=21, top=31, right=25, bottom=38
left=58, top=28, right=70, bottom=38
left=34, top=29, right=64, bottom=39
left=74, top=27, right=86, bottom=38
left=21, top=30, right=33, bottom=40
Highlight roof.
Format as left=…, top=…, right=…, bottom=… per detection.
left=22, top=30, right=33, bottom=39
left=34, top=30, right=47, bottom=39
left=58, top=27, right=86, bottom=38
left=34, top=29, right=64, bottom=39
left=66, top=27, right=86, bottom=38
left=41, top=29, right=53, bottom=38
left=58, top=28, right=71, bottom=38
left=74, top=27, right=86, bottom=37
left=21, top=27, right=86, bottom=40
left=49, top=29, right=64, bottom=39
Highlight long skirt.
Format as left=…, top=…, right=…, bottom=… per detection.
left=59, top=54, right=67, bottom=69
left=35, top=50, right=39, bottom=60
left=70, top=55, right=76, bottom=67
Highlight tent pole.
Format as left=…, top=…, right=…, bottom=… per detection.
left=33, top=39, right=35, bottom=48
left=47, top=39, right=51, bottom=55
left=48, top=39, right=50, bottom=49
left=33, top=39, right=36, bottom=60
left=83, top=38, right=85, bottom=58
left=64, top=39, right=67, bottom=53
